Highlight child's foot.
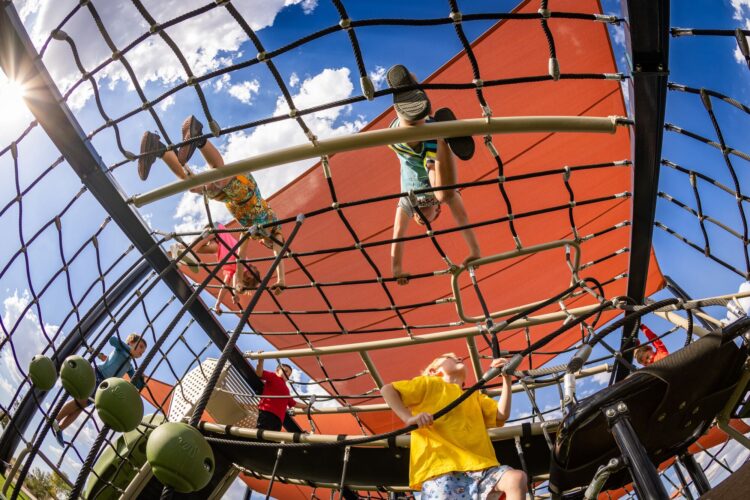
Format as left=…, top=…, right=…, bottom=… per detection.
left=51, top=421, right=65, bottom=447
left=138, top=132, right=166, bottom=180
left=387, top=65, right=431, bottom=122
left=270, top=280, right=285, bottom=296
left=177, top=115, right=205, bottom=165
left=433, top=108, right=475, bottom=161
left=168, top=243, right=200, bottom=272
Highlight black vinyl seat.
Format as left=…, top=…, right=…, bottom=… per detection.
left=549, top=318, right=750, bottom=498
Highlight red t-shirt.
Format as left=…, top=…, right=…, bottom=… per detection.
left=215, top=223, right=238, bottom=278
left=258, top=370, right=295, bottom=421
left=640, top=324, right=669, bottom=362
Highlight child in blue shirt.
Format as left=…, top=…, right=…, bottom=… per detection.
left=51, top=334, right=147, bottom=445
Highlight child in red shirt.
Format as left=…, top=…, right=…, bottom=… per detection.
left=170, top=223, right=260, bottom=312
left=634, top=324, right=670, bottom=366
left=254, top=356, right=308, bottom=431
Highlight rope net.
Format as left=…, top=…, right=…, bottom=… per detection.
left=0, top=0, right=748, bottom=499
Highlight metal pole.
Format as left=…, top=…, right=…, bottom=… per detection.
left=678, top=453, right=710, bottom=495
left=604, top=402, right=668, bottom=499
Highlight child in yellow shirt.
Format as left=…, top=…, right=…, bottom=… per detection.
left=381, top=353, right=527, bottom=500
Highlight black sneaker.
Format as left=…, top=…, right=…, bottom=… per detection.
left=433, top=107, right=475, bottom=161
left=138, top=131, right=166, bottom=181
left=387, top=64, right=431, bottom=122
left=177, top=115, right=205, bottom=165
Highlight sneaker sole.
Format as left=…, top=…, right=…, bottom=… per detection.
left=387, top=65, right=431, bottom=122
left=138, top=132, right=163, bottom=181
left=433, top=107, right=475, bottom=161
left=177, top=116, right=203, bottom=165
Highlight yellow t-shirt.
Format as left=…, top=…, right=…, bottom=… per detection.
left=392, top=375, right=501, bottom=489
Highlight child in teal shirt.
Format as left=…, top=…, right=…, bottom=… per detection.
left=51, top=334, right=147, bottom=445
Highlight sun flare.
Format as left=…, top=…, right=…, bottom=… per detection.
left=0, top=74, right=30, bottom=124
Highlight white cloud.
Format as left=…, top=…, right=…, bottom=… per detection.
left=173, top=192, right=234, bottom=233
left=289, top=72, right=299, bottom=88
left=591, top=371, right=611, bottom=386
left=222, top=67, right=367, bottom=197
left=22, top=0, right=318, bottom=110
left=0, top=290, right=58, bottom=405
left=227, top=79, right=261, bottom=105
left=213, top=74, right=231, bottom=93
left=611, top=25, right=625, bottom=48
left=158, top=94, right=175, bottom=111
left=732, top=2, right=750, bottom=66
left=369, top=65, right=387, bottom=89
left=288, top=368, right=340, bottom=409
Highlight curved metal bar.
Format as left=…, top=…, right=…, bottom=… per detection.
left=451, top=239, right=581, bottom=323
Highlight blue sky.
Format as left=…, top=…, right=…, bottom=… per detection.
left=2, top=0, right=750, bottom=497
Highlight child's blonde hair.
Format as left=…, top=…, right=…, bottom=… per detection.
left=126, top=333, right=147, bottom=349
left=422, top=353, right=459, bottom=376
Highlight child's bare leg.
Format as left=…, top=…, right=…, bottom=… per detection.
left=58, top=399, right=87, bottom=430
left=267, top=235, right=286, bottom=294
left=391, top=206, right=411, bottom=285
left=430, top=140, right=480, bottom=264
left=198, top=141, right=224, bottom=170
left=161, top=150, right=189, bottom=179
left=495, top=469, right=528, bottom=500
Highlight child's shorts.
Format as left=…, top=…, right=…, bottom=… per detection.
left=421, top=465, right=513, bottom=500
left=222, top=176, right=281, bottom=238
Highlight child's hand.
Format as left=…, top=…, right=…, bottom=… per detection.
left=214, top=306, right=222, bottom=316
left=406, top=412, right=433, bottom=428
left=97, top=354, right=107, bottom=362
left=490, top=357, right=512, bottom=378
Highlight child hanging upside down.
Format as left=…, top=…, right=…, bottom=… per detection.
left=139, top=116, right=285, bottom=295
left=51, top=334, right=147, bottom=446
left=386, top=64, right=481, bottom=285
left=634, top=324, right=670, bottom=366
left=381, top=353, right=527, bottom=500
left=170, top=222, right=261, bottom=313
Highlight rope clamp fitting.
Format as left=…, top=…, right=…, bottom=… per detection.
left=449, top=11, right=462, bottom=23
left=339, top=18, right=352, bottom=30
left=538, top=8, right=551, bottom=18
left=473, top=78, right=484, bottom=88
left=288, top=108, right=298, bottom=118
left=257, top=51, right=267, bottom=62
left=150, top=23, right=160, bottom=34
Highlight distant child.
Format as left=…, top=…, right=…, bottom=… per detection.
left=634, top=324, right=669, bottom=366
left=139, top=116, right=285, bottom=294
left=253, top=354, right=309, bottom=431
left=381, top=353, right=527, bottom=500
left=386, top=65, right=481, bottom=285
left=52, top=334, right=147, bottom=445
left=170, top=222, right=261, bottom=312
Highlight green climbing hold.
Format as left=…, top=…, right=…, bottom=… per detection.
left=95, top=378, right=144, bottom=432
left=146, top=422, right=215, bottom=493
left=28, top=355, right=57, bottom=391
left=60, top=355, right=95, bottom=400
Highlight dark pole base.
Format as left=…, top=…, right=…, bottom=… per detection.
left=604, top=402, right=668, bottom=500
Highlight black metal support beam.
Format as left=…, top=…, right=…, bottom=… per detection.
left=613, top=0, right=670, bottom=383
left=0, top=261, right=150, bottom=473
left=679, top=453, right=711, bottom=495
left=604, top=402, right=668, bottom=499
left=0, top=0, right=282, bottom=458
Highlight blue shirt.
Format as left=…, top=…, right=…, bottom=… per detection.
left=96, top=337, right=144, bottom=390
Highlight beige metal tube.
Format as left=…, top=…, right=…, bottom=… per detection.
left=131, top=116, right=622, bottom=207
left=199, top=419, right=559, bottom=448
left=360, top=351, right=384, bottom=389
left=653, top=310, right=711, bottom=337
left=245, top=302, right=609, bottom=360
left=466, top=336, right=483, bottom=383
left=451, top=240, right=581, bottom=323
